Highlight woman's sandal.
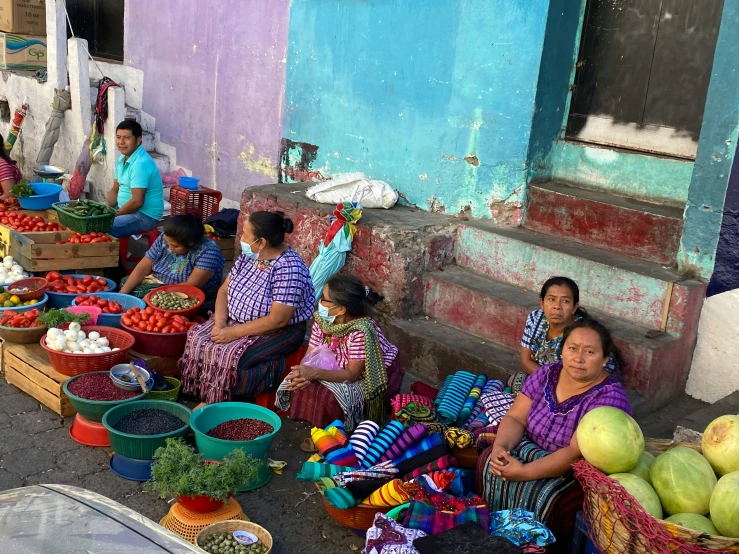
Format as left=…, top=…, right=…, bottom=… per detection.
left=300, top=438, right=318, bottom=453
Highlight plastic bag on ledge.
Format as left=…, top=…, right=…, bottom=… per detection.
left=306, top=172, right=398, bottom=209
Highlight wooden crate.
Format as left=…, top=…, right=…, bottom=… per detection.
left=214, top=237, right=235, bottom=261
left=0, top=210, right=60, bottom=258
left=3, top=342, right=75, bottom=417
left=128, top=350, right=180, bottom=377
left=6, top=231, right=119, bottom=272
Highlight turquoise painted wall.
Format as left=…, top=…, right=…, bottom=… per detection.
left=679, top=0, right=739, bottom=278
left=283, top=0, right=551, bottom=221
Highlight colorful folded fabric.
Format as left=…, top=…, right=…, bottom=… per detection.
left=444, top=428, right=475, bottom=449
left=391, top=393, right=433, bottom=414
left=326, top=419, right=348, bottom=444
left=334, top=461, right=399, bottom=486
left=296, top=462, right=354, bottom=481
left=417, top=470, right=456, bottom=492
left=395, top=443, right=449, bottom=476
left=393, top=433, right=445, bottom=465
left=404, top=455, right=458, bottom=481
left=436, top=371, right=477, bottom=425
left=307, top=453, right=322, bottom=463
left=489, top=509, right=556, bottom=547
left=349, top=420, right=380, bottom=465
left=312, top=427, right=344, bottom=456
left=480, top=389, right=515, bottom=426
left=462, top=379, right=504, bottom=429
left=403, top=481, right=490, bottom=535
left=361, top=478, right=412, bottom=507
left=474, top=424, right=499, bottom=454
left=456, top=373, right=488, bottom=426
left=317, top=476, right=336, bottom=494
left=433, top=375, right=453, bottom=410
left=312, top=427, right=359, bottom=467
left=365, top=512, right=427, bottom=554
left=380, top=423, right=428, bottom=463
left=324, top=486, right=360, bottom=509
left=346, top=478, right=391, bottom=500
left=361, top=421, right=405, bottom=469
left=395, top=402, right=435, bottom=424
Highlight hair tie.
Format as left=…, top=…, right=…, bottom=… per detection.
left=364, top=286, right=370, bottom=297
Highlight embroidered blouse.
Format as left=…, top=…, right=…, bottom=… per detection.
left=145, top=235, right=224, bottom=294
left=522, top=362, right=631, bottom=453
left=309, top=318, right=399, bottom=369
left=0, top=158, right=22, bottom=183
left=227, top=248, right=314, bottom=325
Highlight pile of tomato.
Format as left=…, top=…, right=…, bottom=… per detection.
left=121, top=306, right=196, bottom=334
left=0, top=198, right=20, bottom=212
left=0, top=213, right=63, bottom=232
left=0, top=308, right=43, bottom=328
left=73, top=295, right=123, bottom=314
left=44, top=272, right=111, bottom=294
left=58, top=232, right=113, bottom=244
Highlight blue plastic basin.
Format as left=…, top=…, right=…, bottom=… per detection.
left=46, top=275, right=117, bottom=308
left=18, top=183, right=63, bottom=210
left=72, top=292, right=145, bottom=328
left=178, top=176, right=200, bottom=190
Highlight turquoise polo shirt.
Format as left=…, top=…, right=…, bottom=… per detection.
left=114, top=146, right=164, bottom=221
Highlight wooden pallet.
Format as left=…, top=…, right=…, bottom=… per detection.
left=3, top=341, right=75, bottom=417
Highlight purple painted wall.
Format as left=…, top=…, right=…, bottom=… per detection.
left=123, top=0, right=290, bottom=203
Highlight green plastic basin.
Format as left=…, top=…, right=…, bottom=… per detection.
left=102, top=400, right=191, bottom=460
left=63, top=372, right=146, bottom=423
left=189, top=402, right=282, bottom=491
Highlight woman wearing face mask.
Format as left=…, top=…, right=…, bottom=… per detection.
left=119, top=214, right=225, bottom=307
left=179, top=211, right=314, bottom=407
left=276, top=274, right=403, bottom=440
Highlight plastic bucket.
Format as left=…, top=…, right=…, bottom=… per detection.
left=72, top=293, right=145, bottom=328
left=178, top=176, right=200, bottom=190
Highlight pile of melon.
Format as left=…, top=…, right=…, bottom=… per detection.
left=576, top=407, right=739, bottom=538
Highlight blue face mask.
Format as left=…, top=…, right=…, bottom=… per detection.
left=241, top=239, right=260, bottom=260
left=317, top=303, right=336, bottom=324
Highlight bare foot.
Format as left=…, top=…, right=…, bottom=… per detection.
left=193, top=402, right=208, bottom=411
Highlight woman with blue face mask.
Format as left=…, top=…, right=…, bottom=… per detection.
left=276, top=274, right=404, bottom=439
left=179, top=210, right=314, bottom=407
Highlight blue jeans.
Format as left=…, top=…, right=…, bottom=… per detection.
left=108, top=210, right=159, bottom=238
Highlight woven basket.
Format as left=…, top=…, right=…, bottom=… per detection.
left=320, top=493, right=393, bottom=532
left=574, top=438, right=739, bottom=554
left=451, top=446, right=478, bottom=469
left=53, top=201, right=115, bottom=234
left=160, top=497, right=247, bottom=544
left=196, top=520, right=273, bottom=553
left=40, top=325, right=135, bottom=376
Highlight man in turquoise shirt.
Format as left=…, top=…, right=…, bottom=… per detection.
left=106, top=120, right=164, bottom=238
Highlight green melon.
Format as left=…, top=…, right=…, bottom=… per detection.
left=650, top=447, right=717, bottom=516
left=665, top=513, right=720, bottom=536
left=576, top=406, right=644, bottom=474
left=610, top=473, right=663, bottom=518
left=702, top=415, right=739, bottom=477
left=628, top=451, right=655, bottom=484
left=710, top=471, right=739, bottom=538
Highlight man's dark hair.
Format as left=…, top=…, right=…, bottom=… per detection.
left=116, top=119, right=143, bottom=139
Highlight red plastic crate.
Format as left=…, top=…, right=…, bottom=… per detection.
left=169, top=185, right=222, bottom=220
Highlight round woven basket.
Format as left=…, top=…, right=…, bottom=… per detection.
left=196, top=520, right=273, bottom=553
left=160, top=497, right=247, bottom=545
left=451, top=446, right=478, bottom=469
left=320, top=494, right=393, bottom=532
left=574, top=438, right=739, bottom=554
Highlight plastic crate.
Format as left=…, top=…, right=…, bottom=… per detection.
left=53, top=201, right=115, bottom=234
left=169, top=185, right=222, bottom=220
left=571, top=511, right=602, bottom=554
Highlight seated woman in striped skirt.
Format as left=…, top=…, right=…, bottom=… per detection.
left=276, top=275, right=404, bottom=443
left=477, top=318, right=631, bottom=538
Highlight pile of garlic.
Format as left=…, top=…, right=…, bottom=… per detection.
left=46, top=322, right=121, bottom=354
left=0, top=256, right=29, bottom=285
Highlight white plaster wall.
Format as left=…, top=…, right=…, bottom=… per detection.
left=686, top=289, right=739, bottom=403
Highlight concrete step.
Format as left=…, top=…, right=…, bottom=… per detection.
left=424, top=266, right=682, bottom=401
left=455, top=221, right=704, bottom=333
left=386, top=318, right=518, bottom=388
left=151, top=152, right=170, bottom=174
left=525, top=181, right=683, bottom=266
left=141, top=131, right=156, bottom=152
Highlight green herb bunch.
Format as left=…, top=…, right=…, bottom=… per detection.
left=37, top=308, right=91, bottom=329
left=148, top=438, right=259, bottom=502
left=11, top=183, right=34, bottom=198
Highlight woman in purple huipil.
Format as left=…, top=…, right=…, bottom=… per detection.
left=476, top=318, right=631, bottom=538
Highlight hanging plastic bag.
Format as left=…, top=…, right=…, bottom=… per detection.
left=306, top=172, right=398, bottom=209
left=301, top=344, right=341, bottom=370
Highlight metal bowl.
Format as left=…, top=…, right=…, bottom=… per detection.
left=32, top=164, right=66, bottom=179
left=110, top=364, right=153, bottom=392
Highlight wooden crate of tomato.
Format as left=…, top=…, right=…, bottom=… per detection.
left=45, top=272, right=113, bottom=295
left=0, top=211, right=65, bottom=258
left=7, top=231, right=118, bottom=272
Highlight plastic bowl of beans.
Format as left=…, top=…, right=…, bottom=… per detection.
left=63, top=371, right=146, bottom=423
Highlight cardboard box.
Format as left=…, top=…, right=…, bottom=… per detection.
left=0, top=0, right=45, bottom=35
left=0, top=31, right=46, bottom=71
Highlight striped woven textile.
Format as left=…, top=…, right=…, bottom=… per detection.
left=324, top=485, right=360, bottom=509
left=436, top=371, right=477, bottom=425
left=396, top=444, right=449, bottom=476
left=348, top=420, right=380, bottom=465
left=361, top=478, right=411, bottom=507
left=456, top=373, right=488, bottom=426
left=380, top=423, right=427, bottom=463
left=311, top=427, right=359, bottom=467
left=361, top=421, right=405, bottom=469
left=334, top=461, right=399, bottom=486
left=296, top=462, right=354, bottom=481
left=463, top=380, right=504, bottom=430
left=326, top=419, right=348, bottom=444
left=393, top=433, right=445, bottom=465
left=391, top=394, right=433, bottom=416
left=433, top=375, right=453, bottom=410
left=480, top=389, right=515, bottom=426
left=403, top=455, right=458, bottom=481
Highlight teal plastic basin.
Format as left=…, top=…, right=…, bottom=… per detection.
left=63, top=372, right=146, bottom=423
left=102, top=400, right=191, bottom=460
left=189, top=402, right=282, bottom=491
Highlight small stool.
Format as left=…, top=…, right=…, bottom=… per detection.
left=120, top=228, right=160, bottom=274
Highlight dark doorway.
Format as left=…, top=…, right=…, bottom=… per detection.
left=66, top=0, right=124, bottom=62
left=567, top=0, right=724, bottom=159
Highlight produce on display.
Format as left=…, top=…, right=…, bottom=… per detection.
left=206, top=418, right=275, bottom=441
left=10, top=183, right=34, bottom=197
left=664, top=513, right=720, bottom=536
left=199, top=533, right=268, bottom=554
left=44, top=272, right=111, bottom=294
left=649, top=447, right=717, bottom=516
left=709, top=471, right=739, bottom=538
left=0, top=288, right=38, bottom=307
left=149, top=290, right=199, bottom=311
left=44, top=324, right=117, bottom=354
left=576, top=406, right=644, bottom=474
left=73, top=295, right=123, bottom=314
left=111, top=409, right=185, bottom=435
left=609, top=473, right=663, bottom=518
left=0, top=309, right=43, bottom=328
left=57, top=231, right=113, bottom=244
left=0, top=212, right=63, bottom=232
left=701, top=415, right=739, bottom=477
left=0, top=256, right=29, bottom=285
left=59, top=199, right=116, bottom=218
left=67, top=372, right=139, bottom=401
left=627, top=451, right=655, bottom=485
left=121, top=306, right=197, bottom=333
left=0, top=197, right=21, bottom=212
left=37, top=308, right=91, bottom=329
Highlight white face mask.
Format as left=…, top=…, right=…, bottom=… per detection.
left=241, top=239, right=260, bottom=260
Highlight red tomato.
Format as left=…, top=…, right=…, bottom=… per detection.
left=65, top=286, right=78, bottom=293
left=96, top=299, right=108, bottom=307
left=96, top=278, right=107, bottom=286
left=82, top=275, right=94, bottom=285
left=74, top=296, right=87, bottom=305
left=102, top=308, right=110, bottom=313
left=162, top=326, right=172, bottom=333
left=146, top=324, right=154, bottom=332
left=131, top=306, right=141, bottom=313
left=109, top=302, right=122, bottom=314
left=137, top=321, right=147, bottom=331
left=131, top=315, right=141, bottom=324
left=121, top=316, right=133, bottom=327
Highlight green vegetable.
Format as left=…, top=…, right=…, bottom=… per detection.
left=151, top=291, right=198, bottom=311
left=61, top=200, right=115, bottom=217
left=11, top=183, right=35, bottom=198
left=37, top=308, right=91, bottom=329
left=199, top=532, right=267, bottom=554
left=147, top=438, right=259, bottom=502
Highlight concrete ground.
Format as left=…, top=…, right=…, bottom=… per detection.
left=0, top=373, right=709, bottom=553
